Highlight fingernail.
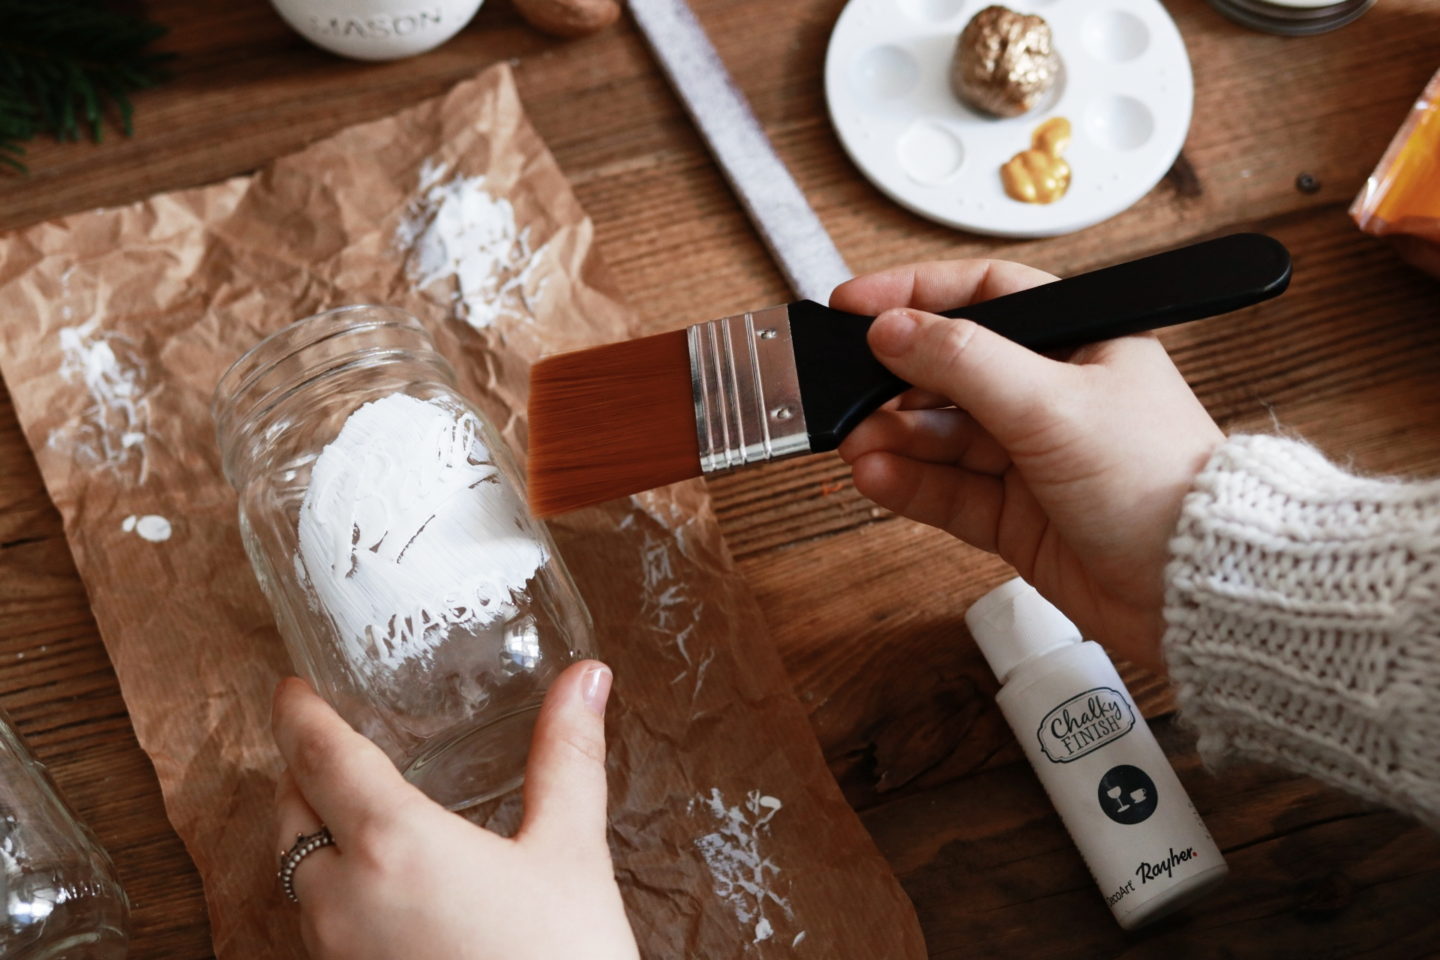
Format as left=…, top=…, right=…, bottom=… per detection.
left=580, top=663, right=613, bottom=717
left=869, top=308, right=921, bottom=357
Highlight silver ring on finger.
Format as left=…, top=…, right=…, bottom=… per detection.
left=278, top=826, right=335, bottom=904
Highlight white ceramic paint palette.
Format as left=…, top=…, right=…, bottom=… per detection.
left=824, top=0, right=1194, bottom=237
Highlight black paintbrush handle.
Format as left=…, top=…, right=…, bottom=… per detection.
left=789, top=233, right=1292, bottom=452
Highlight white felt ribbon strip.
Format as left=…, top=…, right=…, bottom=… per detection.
left=630, top=0, right=852, bottom=303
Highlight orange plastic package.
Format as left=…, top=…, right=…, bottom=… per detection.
left=1351, top=68, right=1440, bottom=242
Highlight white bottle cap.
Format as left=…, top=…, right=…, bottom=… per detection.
left=964, top=577, right=1082, bottom=684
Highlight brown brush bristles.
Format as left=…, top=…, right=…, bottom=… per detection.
left=527, top=329, right=701, bottom=516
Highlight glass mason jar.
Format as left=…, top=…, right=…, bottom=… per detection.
left=213, top=306, right=595, bottom=809
left=0, top=710, right=129, bottom=959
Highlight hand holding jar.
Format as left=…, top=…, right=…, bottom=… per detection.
left=270, top=660, right=639, bottom=960
left=215, top=306, right=597, bottom=811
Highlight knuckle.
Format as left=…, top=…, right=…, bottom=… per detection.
left=1007, top=412, right=1071, bottom=461
left=929, top=318, right=978, bottom=368
left=348, top=811, right=404, bottom=866
left=1008, top=371, right=1083, bottom=442
left=348, top=797, right=426, bottom=870
left=555, top=726, right=607, bottom=769
left=349, top=814, right=394, bottom=863
left=1025, top=390, right=1072, bottom=428
left=292, top=730, right=336, bottom=783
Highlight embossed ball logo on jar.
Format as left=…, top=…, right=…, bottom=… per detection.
left=1034, top=686, right=1135, bottom=763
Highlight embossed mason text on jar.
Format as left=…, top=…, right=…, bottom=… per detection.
left=214, top=306, right=595, bottom=809
left=0, top=709, right=129, bottom=959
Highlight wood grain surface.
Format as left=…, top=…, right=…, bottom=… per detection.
left=2, top=0, right=1439, bottom=957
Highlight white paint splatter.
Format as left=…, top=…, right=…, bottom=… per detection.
left=623, top=496, right=713, bottom=695
left=294, top=393, right=546, bottom=675
left=396, top=158, right=550, bottom=331
left=49, top=302, right=151, bottom=483
left=647, top=528, right=714, bottom=692
left=121, top=514, right=171, bottom=542
left=690, top=788, right=802, bottom=948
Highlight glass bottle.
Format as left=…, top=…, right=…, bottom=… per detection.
left=0, top=710, right=129, bottom=959
left=213, top=305, right=595, bottom=809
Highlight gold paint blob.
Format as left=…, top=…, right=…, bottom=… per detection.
left=1001, top=116, right=1072, bottom=204
left=952, top=5, right=1059, bottom=119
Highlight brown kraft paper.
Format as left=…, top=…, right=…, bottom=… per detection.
left=0, top=65, right=926, bottom=958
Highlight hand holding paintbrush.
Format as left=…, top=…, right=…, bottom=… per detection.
left=527, top=234, right=1291, bottom=517
left=829, top=255, right=1238, bottom=673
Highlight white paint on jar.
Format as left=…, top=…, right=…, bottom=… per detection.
left=294, top=392, right=546, bottom=673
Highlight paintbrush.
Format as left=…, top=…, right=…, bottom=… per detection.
left=527, top=233, right=1292, bottom=516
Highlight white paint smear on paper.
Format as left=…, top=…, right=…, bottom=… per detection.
left=294, top=393, right=546, bottom=674
left=621, top=497, right=713, bottom=696
left=49, top=301, right=151, bottom=483
left=396, top=159, right=550, bottom=331
left=640, top=528, right=712, bottom=692
left=121, top=514, right=172, bottom=542
left=690, top=788, right=802, bottom=948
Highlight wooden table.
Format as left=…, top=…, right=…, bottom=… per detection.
left=2, top=1, right=1438, bottom=956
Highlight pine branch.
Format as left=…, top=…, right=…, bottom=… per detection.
left=0, top=1, right=172, bottom=174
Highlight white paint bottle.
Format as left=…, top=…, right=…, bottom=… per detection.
left=965, top=578, right=1228, bottom=929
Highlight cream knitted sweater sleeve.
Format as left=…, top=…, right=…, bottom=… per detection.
left=1163, top=434, right=1440, bottom=830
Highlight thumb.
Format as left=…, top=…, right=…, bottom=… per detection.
left=868, top=307, right=1076, bottom=445
left=518, top=660, right=614, bottom=859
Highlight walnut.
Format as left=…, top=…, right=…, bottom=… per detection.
left=512, top=0, right=621, bottom=38
left=951, top=5, right=1060, bottom=119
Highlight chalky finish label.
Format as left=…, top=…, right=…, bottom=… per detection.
left=1035, top=686, right=1135, bottom=763
left=996, top=642, right=1226, bottom=927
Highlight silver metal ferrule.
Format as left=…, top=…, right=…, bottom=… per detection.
left=689, top=306, right=811, bottom=474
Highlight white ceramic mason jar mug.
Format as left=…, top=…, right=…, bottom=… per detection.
left=213, top=306, right=595, bottom=809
